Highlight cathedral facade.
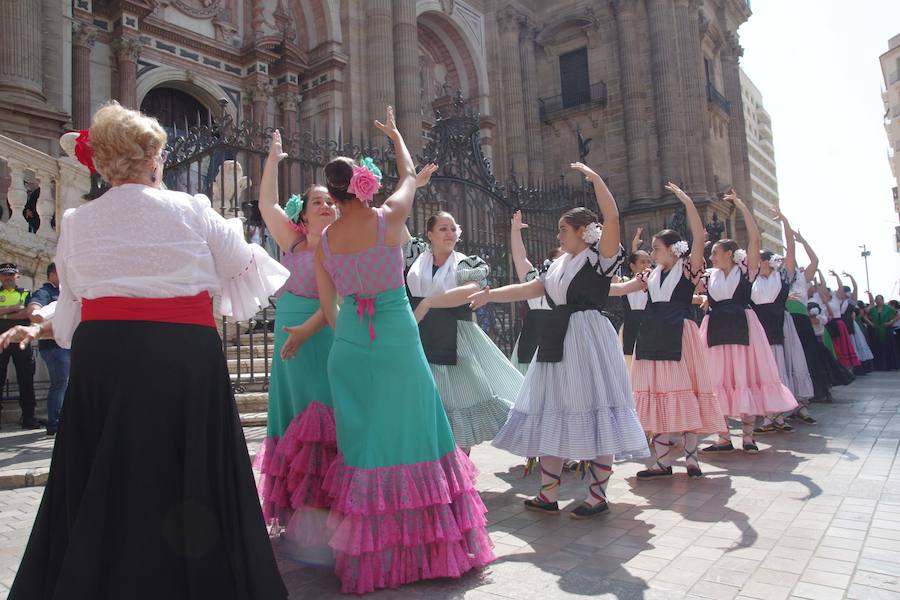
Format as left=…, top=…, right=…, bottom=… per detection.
left=0, top=0, right=753, bottom=239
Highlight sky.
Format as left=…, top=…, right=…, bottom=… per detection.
left=739, top=0, right=900, bottom=298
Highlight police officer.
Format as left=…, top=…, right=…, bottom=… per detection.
left=0, top=263, right=39, bottom=429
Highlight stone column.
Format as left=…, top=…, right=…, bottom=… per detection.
left=675, top=0, right=707, bottom=197
left=112, top=37, right=142, bottom=109
left=722, top=32, right=751, bottom=201
left=365, top=0, right=395, bottom=132
left=646, top=0, right=688, bottom=188
left=497, top=7, right=528, bottom=180
left=277, top=92, right=301, bottom=192
left=0, top=0, right=44, bottom=100
left=519, top=19, right=544, bottom=181
left=72, top=23, right=98, bottom=130
left=392, top=0, right=421, bottom=155
left=248, top=82, right=272, bottom=127
left=612, top=0, right=654, bottom=203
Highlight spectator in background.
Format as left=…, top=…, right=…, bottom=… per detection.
left=27, top=263, right=69, bottom=436
left=24, top=182, right=40, bottom=233
left=0, top=263, right=39, bottom=429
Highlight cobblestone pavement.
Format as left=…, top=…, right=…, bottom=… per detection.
left=0, top=372, right=899, bottom=599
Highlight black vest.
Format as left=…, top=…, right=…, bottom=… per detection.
left=536, top=259, right=612, bottom=363
left=706, top=272, right=752, bottom=347
left=410, top=297, right=471, bottom=365
left=635, top=271, right=695, bottom=361
left=751, top=281, right=789, bottom=345
left=622, top=291, right=647, bottom=356
left=516, top=308, right=550, bottom=364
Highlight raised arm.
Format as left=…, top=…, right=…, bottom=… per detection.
left=467, top=279, right=545, bottom=310
left=793, top=230, right=818, bottom=281
left=571, top=162, right=620, bottom=257
left=510, top=210, right=535, bottom=281
left=665, top=182, right=704, bottom=270
left=315, top=248, right=338, bottom=329
left=774, top=208, right=797, bottom=275
left=725, top=189, right=760, bottom=274
left=631, top=227, right=644, bottom=253
left=843, top=272, right=859, bottom=303
left=259, top=130, right=301, bottom=253
left=379, top=106, right=417, bottom=227
left=829, top=270, right=846, bottom=301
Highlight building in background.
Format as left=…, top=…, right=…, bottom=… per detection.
left=880, top=33, right=900, bottom=252
left=1, top=0, right=754, bottom=244
left=740, top=68, right=782, bottom=253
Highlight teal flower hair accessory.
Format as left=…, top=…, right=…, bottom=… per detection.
left=285, top=193, right=305, bottom=221
left=360, top=157, right=382, bottom=180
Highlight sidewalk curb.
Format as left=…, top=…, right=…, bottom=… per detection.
left=0, top=468, right=49, bottom=490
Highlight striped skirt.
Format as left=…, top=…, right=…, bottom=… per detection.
left=493, top=310, right=650, bottom=461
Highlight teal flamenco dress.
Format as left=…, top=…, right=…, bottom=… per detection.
left=255, top=241, right=336, bottom=544
left=319, top=209, right=494, bottom=594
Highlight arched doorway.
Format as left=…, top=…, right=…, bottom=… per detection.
left=140, top=87, right=211, bottom=137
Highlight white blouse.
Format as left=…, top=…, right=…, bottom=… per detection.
left=541, top=245, right=620, bottom=307
left=52, top=184, right=289, bottom=348
left=790, top=267, right=812, bottom=303
left=751, top=270, right=782, bottom=305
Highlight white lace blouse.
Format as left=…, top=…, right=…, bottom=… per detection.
left=52, top=184, right=289, bottom=348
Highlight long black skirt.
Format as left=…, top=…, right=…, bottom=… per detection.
left=9, top=321, right=287, bottom=600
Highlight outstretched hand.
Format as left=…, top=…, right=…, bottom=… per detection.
left=267, top=129, right=288, bottom=163
left=723, top=188, right=746, bottom=210
left=468, top=287, right=491, bottom=311
left=664, top=181, right=691, bottom=204
left=415, top=163, right=438, bottom=188
left=374, top=105, right=399, bottom=138
left=511, top=210, right=529, bottom=231
left=570, top=162, right=600, bottom=181
left=0, top=324, right=40, bottom=352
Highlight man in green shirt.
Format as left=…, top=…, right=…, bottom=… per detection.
left=0, top=263, right=39, bottom=429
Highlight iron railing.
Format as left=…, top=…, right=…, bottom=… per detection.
left=539, top=82, right=608, bottom=121
left=707, top=83, right=731, bottom=115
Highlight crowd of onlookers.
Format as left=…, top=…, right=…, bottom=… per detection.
left=0, top=262, right=68, bottom=436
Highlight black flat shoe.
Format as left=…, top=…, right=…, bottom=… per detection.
left=686, top=465, right=703, bottom=478
left=524, top=497, right=560, bottom=514
left=701, top=441, right=735, bottom=453
left=636, top=466, right=673, bottom=480
left=20, top=418, right=41, bottom=430
left=743, top=442, right=759, bottom=454
left=795, top=414, right=818, bottom=425
left=569, top=501, right=609, bottom=519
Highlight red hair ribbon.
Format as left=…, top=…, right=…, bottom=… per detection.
left=74, top=130, right=96, bottom=174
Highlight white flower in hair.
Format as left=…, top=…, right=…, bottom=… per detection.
left=670, top=240, right=689, bottom=257
left=733, top=248, right=747, bottom=264
left=455, top=226, right=463, bottom=242
left=581, top=222, right=601, bottom=244
left=768, top=254, right=784, bottom=268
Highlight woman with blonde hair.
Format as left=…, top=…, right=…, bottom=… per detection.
left=8, top=101, right=288, bottom=599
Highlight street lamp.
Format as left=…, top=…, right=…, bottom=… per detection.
left=859, top=244, right=872, bottom=292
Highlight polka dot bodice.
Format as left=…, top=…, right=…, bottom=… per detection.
left=321, top=208, right=405, bottom=297
left=277, top=241, right=319, bottom=298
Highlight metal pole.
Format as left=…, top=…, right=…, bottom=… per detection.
left=859, top=244, right=871, bottom=292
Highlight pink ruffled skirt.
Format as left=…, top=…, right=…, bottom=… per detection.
left=632, top=320, right=724, bottom=433
left=323, top=448, right=494, bottom=594
left=700, top=309, right=798, bottom=417
left=255, top=401, right=338, bottom=544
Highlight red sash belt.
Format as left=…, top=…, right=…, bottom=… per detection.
left=81, top=292, right=216, bottom=328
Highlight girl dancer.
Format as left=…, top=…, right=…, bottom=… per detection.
left=624, top=183, right=723, bottom=479
left=841, top=272, right=875, bottom=373
left=750, top=209, right=815, bottom=434
left=509, top=210, right=561, bottom=374
left=405, top=210, right=522, bottom=452
left=8, top=102, right=287, bottom=599
left=700, top=191, right=797, bottom=454
left=819, top=273, right=861, bottom=372
left=255, top=130, right=338, bottom=543
left=316, top=107, right=493, bottom=594
left=469, top=163, right=648, bottom=519
left=621, top=228, right=651, bottom=366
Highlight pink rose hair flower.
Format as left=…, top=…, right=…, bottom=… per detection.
left=348, top=164, right=382, bottom=206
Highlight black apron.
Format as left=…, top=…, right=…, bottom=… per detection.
left=706, top=274, right=752, bottom=347
left=410, top=297, right=471, bottom=365
left=622, top=294, right=646, bottom=356
left=751, top=282, right=789, bottom=345
left=517, top=308, right=550, bottom=364
left=535, top=259, right=612, bottom=363
left=634, top=272, right=695, bottom=361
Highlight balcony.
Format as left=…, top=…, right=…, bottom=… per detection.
left=539, top=82, right=608, bottom=122
left=707, top=83, right=731, bottom=115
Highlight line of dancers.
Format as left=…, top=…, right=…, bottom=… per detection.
left=0, top=101, right=880, bottom=598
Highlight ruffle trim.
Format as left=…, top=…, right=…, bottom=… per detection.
left=714, top=382, right=799, bottom=416
left=256, top=401, right=337, bottom=522
left=633, top=390, right=723, bottom=433
left=323, top=448, right=495, bottom=594
left=220, top=244, right=290, bottom=321
left=444, top=394, right=512, bottom=448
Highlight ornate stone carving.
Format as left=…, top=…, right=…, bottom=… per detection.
left=496, top=7, right=522, bottom=35
left=276, top=92, right=300, bottom=113
left=112, top=37, right=143, bottom=62
left=72, top=22, right=99, bottom=48
left=724, top=31, right=743, bottom=60
left=171, top=0, right=221, bottom=18
left=439, top=0, right=455, bottom=15
left=245, top=82, right=273, bottom=103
